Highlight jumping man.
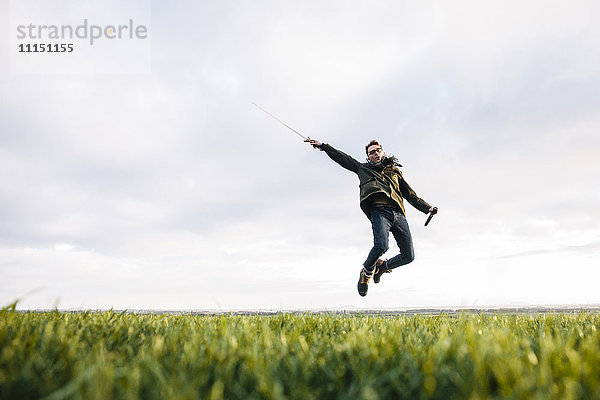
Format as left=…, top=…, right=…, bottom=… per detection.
left=305, top=139, right=437, bottom=297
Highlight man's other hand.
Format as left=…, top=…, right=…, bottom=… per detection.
left=305, top=138, right=322, bottom=149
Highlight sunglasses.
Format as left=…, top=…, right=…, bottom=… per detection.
left=368, top=148, right=383, bottom=156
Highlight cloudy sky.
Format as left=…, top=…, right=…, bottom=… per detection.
left=1, top=0, right=599, bottom=310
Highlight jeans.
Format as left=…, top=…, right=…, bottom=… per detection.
left=363, top=205, right=415, bottom=272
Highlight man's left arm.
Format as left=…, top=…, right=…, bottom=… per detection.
left=398, top=175, right=434, bottom=214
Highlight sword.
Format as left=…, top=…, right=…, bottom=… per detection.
left=424, top=207, right=438, bottom=226
left=251, top=102, right=308, bottom=141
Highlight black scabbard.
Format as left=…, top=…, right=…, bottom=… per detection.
left=424, top=207, right=438, bottom=226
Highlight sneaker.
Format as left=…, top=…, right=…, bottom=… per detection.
left=357, top=267, right=373, bottom=297
left=373, top=259, right=391, bottom=284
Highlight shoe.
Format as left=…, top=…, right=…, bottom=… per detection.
left=373, top=259, right=391, bottom=284
left=357, top=267, right=373, bottom=297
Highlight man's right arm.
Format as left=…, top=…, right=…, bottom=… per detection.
left=306, top=139, right=360, bottom=173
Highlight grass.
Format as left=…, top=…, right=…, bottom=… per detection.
left=1, top=304, right=599, bottom=399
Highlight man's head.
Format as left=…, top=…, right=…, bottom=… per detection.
left=365, top=139, right=385, bottom=163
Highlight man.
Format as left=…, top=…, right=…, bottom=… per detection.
left=305, top=138, right=436, bottom=297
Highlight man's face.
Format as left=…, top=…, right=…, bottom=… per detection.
left=367, top=144, right=385, bottom=163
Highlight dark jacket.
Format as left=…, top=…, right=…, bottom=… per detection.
left=321, top=143, right=431, bottom=218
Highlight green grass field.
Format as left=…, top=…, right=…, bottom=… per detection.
left=1, top=305, right=599, bottom=399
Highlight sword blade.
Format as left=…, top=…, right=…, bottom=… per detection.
left=252, top=102, right=308, bottom=141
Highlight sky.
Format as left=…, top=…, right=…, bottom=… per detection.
left=1, top=0, right=599, bottom=310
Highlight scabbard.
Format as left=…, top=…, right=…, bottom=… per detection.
left=424, top=207, right=438, bottom=226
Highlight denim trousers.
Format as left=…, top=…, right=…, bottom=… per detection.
left=363, top=205, right=415, bottom=272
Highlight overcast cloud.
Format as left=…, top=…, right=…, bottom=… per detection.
left=1, top=0, right=599, bottom=310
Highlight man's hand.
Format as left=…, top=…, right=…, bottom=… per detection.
left=305, top=138, right=323, bottom=149
left=429, top=206, right=437, bottom=214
